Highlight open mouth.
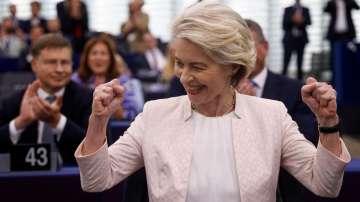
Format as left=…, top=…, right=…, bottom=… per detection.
left=187, top=85, right=205, bottom=95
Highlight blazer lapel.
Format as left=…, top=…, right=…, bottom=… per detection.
left=232, top=93, right=271, bottom=201
left=169, top=96, right=194, bottom=199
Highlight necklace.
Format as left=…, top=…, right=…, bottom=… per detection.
left=191, top=91, right=236, bottom=116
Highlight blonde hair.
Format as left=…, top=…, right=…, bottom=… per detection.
left=172, top=2, right=256, bottom=86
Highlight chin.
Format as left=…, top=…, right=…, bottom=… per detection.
left=187, top=94, right=205, bottom=105
left=51, top=80, right=68, bottom=88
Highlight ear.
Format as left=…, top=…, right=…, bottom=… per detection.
left=260, top=41, right=269, bottom=55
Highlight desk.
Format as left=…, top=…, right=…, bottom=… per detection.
left=0, top=166, right=124, bottom=202
left=0, top=58, right=19, bottom=72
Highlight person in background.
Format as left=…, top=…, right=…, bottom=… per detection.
left=237, top=19, right=320, bottom=202
left=163, top=43, right=186, bottom=97
left=0, top=33, right=92, bottom=165
left=47, top=18, right=62, bottom=34
left=142, top=32, right=167, bottom=72
left=21, top=1, right=47, bottom=34
left=8, top=4, right=21, bottom=29
left=75, top=2, right=349, bottom=201
left=131, top=32, right=167, bottom=79
left=324, top=0, right=359, bottom=83
left=120, top=0, right=149, bottom=54
left=56, top=0, right=89, bottom=53
left=282, top=0, right=311, bottom=80
left=72, top=34, right=142, bottom=120
left=324, top=0, right=359, bottom=42
left=18, top=25, right=45, bottom=71
left=0, top=17, right=25, bottom=58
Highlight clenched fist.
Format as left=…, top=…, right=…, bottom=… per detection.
left=92, top=79, right=125, bottom=120
left=301, top=77, right=338, bottom=126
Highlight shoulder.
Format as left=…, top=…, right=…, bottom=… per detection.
left=284, top=6, right=293, bottom=11
left=235, top=94, right=289, bottom=128
left=56, top=1, right=64, bottom=8
left=143, top=96, right=186, bottom=112
left=141, top=96, right=188, bottom=120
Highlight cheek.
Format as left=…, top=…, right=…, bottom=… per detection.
left=104, top=56, right=111, bottom=65
left=174, top=67, right=181, bottom=78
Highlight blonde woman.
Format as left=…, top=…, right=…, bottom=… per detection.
left=75, top=2, right=350, bottom=202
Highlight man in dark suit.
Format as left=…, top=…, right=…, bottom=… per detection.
left=237, top=19, right=319, bottom=202
left=282, top=0, right=311, bottom=80
left=20, top=1, right=47, bottom=34
left=324, top=0, right=359, bottom=42
left=324, top=0, right=359, bottom=83
left=128, top=32, right=167, bottom=81
left=0, top=33, right=92, bottom=165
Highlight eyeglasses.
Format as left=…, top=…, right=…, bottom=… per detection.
left=40, top=59, right=72, bottom=67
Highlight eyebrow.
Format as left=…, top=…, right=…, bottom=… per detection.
left=175, top=57, right=207, bottom=67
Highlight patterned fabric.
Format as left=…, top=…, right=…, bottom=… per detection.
left=71, top=73, right=141, bottom=120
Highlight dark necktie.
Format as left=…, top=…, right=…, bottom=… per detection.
left=43, top=95, right=63, bottom=167
left=42, top=95, right=56, bottom=146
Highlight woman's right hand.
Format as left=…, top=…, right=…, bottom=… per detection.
left=83, top=79, right=125, bottom=154
left=92, top=79, right=125, bottom=122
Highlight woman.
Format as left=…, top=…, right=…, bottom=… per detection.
left=75, top=2, right=350, bottom=202
left=72, top=34, right=142, bottom=120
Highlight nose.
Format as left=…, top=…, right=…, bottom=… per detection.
left=55, top=62, right=64, bottom=72
left=55, top=61, right=65, bottom=72
left=178, top=66, right=193, bottom=84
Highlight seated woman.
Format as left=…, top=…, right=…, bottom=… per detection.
left=72, top=34, right=143, bottom=120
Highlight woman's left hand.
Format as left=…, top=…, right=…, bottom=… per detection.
left=301, top=77, right=338, bottom=126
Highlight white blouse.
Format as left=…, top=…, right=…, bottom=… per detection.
left=186, top=111, right=241, bottom=202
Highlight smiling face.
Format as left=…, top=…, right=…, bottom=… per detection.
left=174, top=38, right=235, bottom=113
left=87, top=42, right=111, bottom=76
left=32, top=47, right=72, bottom=93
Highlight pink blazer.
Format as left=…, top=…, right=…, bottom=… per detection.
left=75, top=93, right=350, bottom=202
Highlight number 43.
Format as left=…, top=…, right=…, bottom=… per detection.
left=25, top=147, right=48, bottom=167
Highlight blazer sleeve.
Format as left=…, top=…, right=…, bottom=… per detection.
left=279, top=103, right=351, bottom=197
left=289, top=96, right=318, bottom=144
left=282, top=8, right=292, bottom=31
left=75, top=110, right=145, bottom=192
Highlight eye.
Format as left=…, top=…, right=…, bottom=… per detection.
left=175, top=60, right=184, bottom=68
left=192, top=64, right=205, bottom=71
